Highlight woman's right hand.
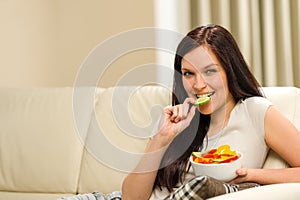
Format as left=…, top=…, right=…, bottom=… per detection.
left=122, top=98, right=196, bottom=200
left=152, top=98, right=196, bottom=146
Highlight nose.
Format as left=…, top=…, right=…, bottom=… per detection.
left=193, top=74, right=207, bottom=89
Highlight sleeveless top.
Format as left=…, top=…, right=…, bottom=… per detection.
left=150, top=97, right=273, bottom=199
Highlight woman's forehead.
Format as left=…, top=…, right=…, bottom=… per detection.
left=182, top=46, right=216, bottom=68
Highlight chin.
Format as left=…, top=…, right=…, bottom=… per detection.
left=198, top=102, right=213, bottom=115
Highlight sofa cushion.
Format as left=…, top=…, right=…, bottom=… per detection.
left=0, top=88, right=87, bottom=193
left=262, top=87, right=300, bottom=129
left=0, top=191, right=74, bottom=200
left=77, top=85, right=171, bottom=193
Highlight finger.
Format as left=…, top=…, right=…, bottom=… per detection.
left=176, top=105, right=183, bottom=122
left=228, top=168, right=248, bottom=184
left=163, top=105, right=173, bottom=114
left=182, top=102, right=190, bottom=119
left=236, top=167, right=248, bottom=176
left=182, top=98, right=196, bottom=117
left=175, top=103, right=191, bottom=122
left=170, top=105, right=179, bottom=122
left=187, top=105, right=196, bottom=120
left=183, top=97, right=196, bottom=106
left=169, top=98, right=196, bottom=123
left=228, top=177, right=245, bottom=184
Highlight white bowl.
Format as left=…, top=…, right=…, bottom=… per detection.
left=190, top=152, right=243, bottom=182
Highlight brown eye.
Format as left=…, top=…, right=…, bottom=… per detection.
left=183, top=72, right=194, bottom=77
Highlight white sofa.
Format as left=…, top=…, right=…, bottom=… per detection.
left=0, top=85, right=299, bottom=200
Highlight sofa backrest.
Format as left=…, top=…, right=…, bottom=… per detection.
left=0, top=88, right=87, bottom=193
left=76, top=86, right=300, bottom=193
left=0, top=86, right=299, bottom=194
left=77, top=86, right=171, bottom=194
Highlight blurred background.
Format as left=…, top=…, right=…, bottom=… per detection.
left=0, top=0, right=299, bottom=88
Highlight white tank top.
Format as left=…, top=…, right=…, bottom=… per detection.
left=201, top=97, right=272, bottom=168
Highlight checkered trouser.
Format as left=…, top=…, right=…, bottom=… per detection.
left=165, top=176, right=260, bottom=200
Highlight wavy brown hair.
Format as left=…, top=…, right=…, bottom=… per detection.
left=153, top=25, right=263, bottom=192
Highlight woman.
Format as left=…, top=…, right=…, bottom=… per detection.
left=122, top=24, right=300, bottom=199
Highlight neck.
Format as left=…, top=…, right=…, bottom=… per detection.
left=208, top=97, right=236, bottom=137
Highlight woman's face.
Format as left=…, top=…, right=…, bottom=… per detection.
left=181, top=46, right=234, bottom=115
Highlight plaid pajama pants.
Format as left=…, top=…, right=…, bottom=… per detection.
left=165, top=176, right=260, bottom=200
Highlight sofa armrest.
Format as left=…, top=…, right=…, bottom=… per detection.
left=208, top=183, right=300, bottom=200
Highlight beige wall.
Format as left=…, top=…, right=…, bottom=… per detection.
left=0, top=0, right=155, bottom=87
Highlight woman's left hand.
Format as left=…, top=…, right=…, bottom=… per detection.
left=229, top=167, right=251, bottom=184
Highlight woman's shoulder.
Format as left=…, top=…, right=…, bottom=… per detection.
left=241, top=96, right=273, bottom=109
left=236, top=96, right=273, bottom=120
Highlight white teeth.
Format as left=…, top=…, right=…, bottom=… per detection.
left=197, top=94, right=209, bottom=98
left=196, top=92, right=214, bottom=98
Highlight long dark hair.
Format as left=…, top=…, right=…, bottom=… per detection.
left=153, top=24, right=263, bottom=192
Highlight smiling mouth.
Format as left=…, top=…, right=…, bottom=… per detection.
left=195, top=91, right=215, bottom=98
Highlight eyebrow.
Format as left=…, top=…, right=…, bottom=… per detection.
left=203, top=63, right=218, bottom=69
left=181, top=63, right=217, bottom=70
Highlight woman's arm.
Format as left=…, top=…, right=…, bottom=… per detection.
left=121, top=136, right=168, bottom=200
left=122, top=99, right=196, bottom=200
left=264, top=106, right=300, bottom=167
left=231, top=106, right=300, bottom=184
left=233, top=167, right=300, bottom=185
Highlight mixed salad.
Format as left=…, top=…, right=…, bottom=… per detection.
left=191, top=145, right=240, bottom=164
